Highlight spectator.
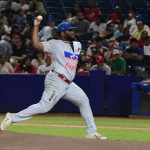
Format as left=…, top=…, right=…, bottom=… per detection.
left=0, top=10, right=7, bottom=23
left=108, top=49, right=126, bottom=75
left=12, top=8, right=27, bottom=28
left=11, top=24, right=21, bottom=35
left=113, top=22, right=124, bottom=39
left=0, top=1, right=6, bottom=12
left=3, top=17, right=12, bottom=34
left=0, top=21, right=4, bottom=39
left=88, top=15, right=106, bottom=37
left=29, top=0, right=47, bottom=16
left=21, top=23, right=32, bottom=39
left=143, top=36, right=150, bottom=77
left=131, top=19, right=150, bottom=40
left=37, top=53, right=53, bottom=74
left=72, top=12, right=89, bottom=39
left=39, top=16, right=56, bottom=41
left=83, top=0, right=101, bottom=23
left=87, top=36, right=108, bottom=65
left=143, top=36, right=150, bottom=56
left=101, top=21, right=115, bottom=40
left=77, top=62, right=91, bottom=75
left=77, top=50, right=91, bottom=75
left=137, top=30, right=148, bottom=48
left=0, top=53, right=13, bottom=73
left=117, top=27, right=130, bottom=50
left=0, top=34, right=12, bottom=58
left=50, top=27, right=59, bottom=40
left=31, top=51, right=45, bottom=68
left=66, top=3, right=84, bottom=23
left=90, top=55, right=111, bottom=75
left=130, top=15, right=150, bottom=36
left=5, top=0, right=21, bottom=12
left=123, top=38, right=144, bottom=77
left=110, top=5, right=124, bottom=24
left=14, top=57, right=37, bottom=73
left=124, top=12, right=136, bottom=28
left=19, top=0, right=29, bottom=12
left=108, top=38, right=120, bottom=51
left=10, top=33, right=27, bottom=66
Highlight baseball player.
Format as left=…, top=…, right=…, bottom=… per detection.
left=0, top=17, right=107, bottom=140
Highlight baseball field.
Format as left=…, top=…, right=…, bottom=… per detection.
left=0, top=113, right=150, bottom=150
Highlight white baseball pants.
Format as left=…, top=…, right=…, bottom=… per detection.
left=11, top=72, right=97, bottom=134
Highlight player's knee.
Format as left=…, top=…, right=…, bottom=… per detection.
left=79, top=96, right=90, bottom=106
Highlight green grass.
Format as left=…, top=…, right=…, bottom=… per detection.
left=0, top=114, right=150, bottom=142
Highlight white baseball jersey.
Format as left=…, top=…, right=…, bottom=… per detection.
left=42, top=39, right=81, bottom=81
left=37, top=64, right=53, bottom=75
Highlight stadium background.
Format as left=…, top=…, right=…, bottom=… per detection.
left=0, top=1, right=150, bottom=149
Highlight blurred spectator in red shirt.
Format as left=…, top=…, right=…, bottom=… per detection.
left=110, top=5, right=124, bottom=24
left=87, top=36, right=108, bottom=65
left=83, top=0, right=101, bottom=23
left=14, top=57, right=37, bottom=73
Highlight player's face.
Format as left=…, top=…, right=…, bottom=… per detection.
left=64, top=30, right=75, bottom=42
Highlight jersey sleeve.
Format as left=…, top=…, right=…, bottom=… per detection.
left=42, top=39, right=56, bottom=54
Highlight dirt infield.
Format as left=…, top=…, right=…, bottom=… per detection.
left=0, top=132, right=150, bottom=150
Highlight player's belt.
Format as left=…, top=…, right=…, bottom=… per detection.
left=52, top=70, right=71, bottom=84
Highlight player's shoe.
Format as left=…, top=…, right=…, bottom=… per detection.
left=86, top=132, right=107, bottom=140
left=0, top=113, right=12, bottom=131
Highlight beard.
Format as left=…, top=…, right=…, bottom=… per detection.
left=65, top=32, right=75, bottom=42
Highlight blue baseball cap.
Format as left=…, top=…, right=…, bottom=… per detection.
left=135, top=15, right=144, bottom=23
left=48, top=16, right=55, bottom=23
left=57, top=22, right=76, bottom=33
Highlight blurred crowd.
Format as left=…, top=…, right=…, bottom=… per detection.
left=0, top=0, right=150, bottom=79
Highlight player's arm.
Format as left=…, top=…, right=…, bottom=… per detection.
left=32, top=16, right=44, bottom=52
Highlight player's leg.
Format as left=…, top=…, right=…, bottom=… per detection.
left=11, top=84, right=66, bottom=122
left=63, top=82, right=107, bottom=139
left=0, top=75, right=68, bottom=130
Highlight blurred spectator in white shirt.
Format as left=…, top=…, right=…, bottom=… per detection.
left=3, top=17, right=12, bottom=34
left=124, top=12, right=136, bottom=28
left=0, top=34, right=12, bottom=58
left=5, top=0, right=21, bottom=12
left=143, top=36, right=150, bottom=56
left=90, top=55, right=111, bottom=75
left=39, top=16, right=56, bottom=41
left=19, top=0, right=29, bottom=12
left=37, top=53, right=53, bottom=74
left=88, top=15, right=106, bottom=37
left=31, top=51, right=45, bottom=68
left=0, top=53, right=13, bottom=73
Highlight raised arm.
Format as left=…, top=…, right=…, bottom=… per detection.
left=32, top=16, right=44, bottom=52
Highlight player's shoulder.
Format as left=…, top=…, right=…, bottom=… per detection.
left=47, top=39, right=61, bottom=44
left=73, top=40, right=81, bottom=44
left=73, top=41, right=81, bottom=47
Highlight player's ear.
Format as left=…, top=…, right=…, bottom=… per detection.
left=60, top=31, right=65, bottom=37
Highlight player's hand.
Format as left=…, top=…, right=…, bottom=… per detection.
left=34, top=16, right=43, bottom=26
